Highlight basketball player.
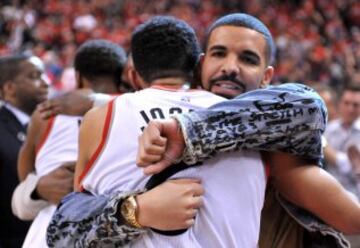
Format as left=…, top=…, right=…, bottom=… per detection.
left=72, top=16, right=330, bottom=248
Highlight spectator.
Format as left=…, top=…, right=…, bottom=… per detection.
left=324, top=85, right=360, bottom=198
left=0, top=54, right=49, bottom=248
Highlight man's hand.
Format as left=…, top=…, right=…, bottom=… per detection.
left=137, top=119, right=185, bottom=175
left=35, top=162, right=75, bottom=205
left=37, top=89, right=93, bottom=119
left=136, top=178, right=203, bottom=230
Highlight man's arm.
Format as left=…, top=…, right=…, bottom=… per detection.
left=37, top=90, right=112, bottom=119
left=47, top=179, right=204, bottom=247
left=73, top=105, right=106, bottom=191
left=17, top=109, right=45, bottom=181
left=177, top=83, right=326, bottom=165
left=136, top=83, right=360, bottom=234
left=12, top=172, right=49, bottom=220
left=137, top=83, right=326, bottom=174
left=12, top=163, right=75, bottom=220
left=267, top=152, right=360, bottom=234
left=13, top=110, right=74, bottom=220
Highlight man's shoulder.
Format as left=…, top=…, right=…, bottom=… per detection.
left=80, top=104, right=109, bottom=132
left=120, top=88, right=224, bottom=108
left=0, top=106, right=15, bottom=122
left=353, top=118, right=360, bottom=131
left=0, top=106, right=23, bottom=133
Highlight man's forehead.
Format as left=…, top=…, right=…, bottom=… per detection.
left=207, top=26, right=267, bottom=56
left=343, top=90, right=360, bottom=97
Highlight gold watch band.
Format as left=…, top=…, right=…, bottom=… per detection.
left=121, top=195, right=143, bottom=228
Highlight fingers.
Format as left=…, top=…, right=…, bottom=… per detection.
left=184, top=218, right=195, bottom=227
left=37, top=100, right=51, bottom=112
left=169, top=178, right=204, bottom=207
left=183, top=197, right=202, bottom=228
left=61, top=161, right=76, bottom=172
left=37, top=101, right=61, bottom=119
left=139, top=152, right=179, bottom=173
left=349, top=146, right=360, bottom=155
left=38, top=105, right=54, bottom=119
left=144, top=121, right=167, bottom=146
left=137, top=136, right=166, bottom=166
left=50, top=165, right=75, bottom=178
left=142, top=138, right=167, bottom=155
left=137, top=121, right=167, bottom=167
left=191, top=183, right=205, bottom=197
left=190, top=195, right=204, bottom=209
left=163, top=153, right=180, bottom=164
left=186, top=208, right=198, bottom=219
left=137, top=119, right=185, bottom=175
left=64, top=177, right=74, bottom=191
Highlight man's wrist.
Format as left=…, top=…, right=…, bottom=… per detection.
left=135, top=193, right=150, bottom=228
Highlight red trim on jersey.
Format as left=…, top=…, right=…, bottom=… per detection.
left=265, top=163, right=271, bottom=179
left=35, top=116, right=56, bottom=155
left=78, top=99, right=115, bottom=186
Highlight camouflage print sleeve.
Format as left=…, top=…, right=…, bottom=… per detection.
left=176, top=83, right=327, bottom=165
left=47, top=191, right=146, bottom=248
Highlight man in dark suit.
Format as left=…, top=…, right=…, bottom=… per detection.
left=0, top=54, right=49, bottom=247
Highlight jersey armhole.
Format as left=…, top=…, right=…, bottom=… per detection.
left=78, top=99, right=115, bottom=189
left=35, top=116, right=56, bottom=155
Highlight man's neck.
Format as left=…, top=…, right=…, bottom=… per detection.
left=151, top=77, right=186, bottom=88
left=341, top=120, right=354, bottom=130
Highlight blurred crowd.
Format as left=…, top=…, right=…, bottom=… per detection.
left=0, top=0, right=359, bottom=92
left=1, top=1, right=360, bottom=247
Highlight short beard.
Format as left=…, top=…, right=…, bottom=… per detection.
left=17, top=95, right=41, bottom=115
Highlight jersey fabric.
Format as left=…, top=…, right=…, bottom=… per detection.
left=22, top=115, right=82, bottom=248
left=80, top=87, right=266, bottom=247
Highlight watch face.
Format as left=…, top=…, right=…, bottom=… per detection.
left=121, top=198, right=135, bottom=217
left=121, top=196, right=142, bottom=228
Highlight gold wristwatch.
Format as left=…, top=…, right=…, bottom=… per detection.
left=120, top=195, right=143, bottom=228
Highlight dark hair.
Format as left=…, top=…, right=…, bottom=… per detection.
left=131, top=16, right=201, bottom=83
left=0, top=53, right=32, bottom=87
left=74, top=39, right=127, bottom=88
left=205, top=13, right=276, bottom=65
left=341, top=84, right=360, bottom=96
left=312, top=83, right=339, bottom=103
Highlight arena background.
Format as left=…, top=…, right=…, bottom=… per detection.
left=1, top=0, right=360, bottom=247
left=0, top=0, right=359, bottom=94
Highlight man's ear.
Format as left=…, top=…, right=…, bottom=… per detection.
left=129, top=69, right=147, bottom=90
left=2, top=81, right=16, bottom=100
left=193, top=53, right=205, bottom=89
left=75, top=72, right=83, bottom=89
left=260, top=66, right=274, bottom=88
left=127, top=68, right=137, bottom=90
left=191, top=53, right=204, bottom=89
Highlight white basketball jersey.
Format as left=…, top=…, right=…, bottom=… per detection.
left=22, top=115, right=82, bottom=248
left=80, top=87, right=266, bottom=247
left=35, top=115, right=82, bottom=176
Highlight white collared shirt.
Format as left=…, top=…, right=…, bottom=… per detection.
left=325, top=118, right=360, bottom=152
left=324, top=118, right=360, bottom=193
